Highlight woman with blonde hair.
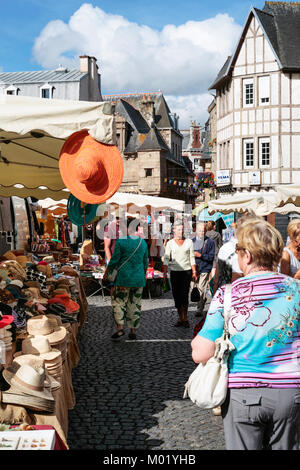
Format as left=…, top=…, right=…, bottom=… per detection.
left=191, top=218, right=300, bottom=450
left=281, top=218, right=300, bottom=279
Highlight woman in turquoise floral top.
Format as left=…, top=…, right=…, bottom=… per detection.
left=191, top=218, right=300, bottom=450
left=107, top=217, right=148, bottom=341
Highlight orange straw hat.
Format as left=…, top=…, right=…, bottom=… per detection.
left=59, top=130, right=124, bottom=204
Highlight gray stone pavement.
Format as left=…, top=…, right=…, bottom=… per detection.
left=67, top=289, right=226, bottom=450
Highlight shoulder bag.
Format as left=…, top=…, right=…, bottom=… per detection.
left=183, top=284, right=235, bottom=409
left=107, top=238, right=142, bottom=283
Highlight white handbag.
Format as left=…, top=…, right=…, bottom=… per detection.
left=183, top=284, right=235, bottom=409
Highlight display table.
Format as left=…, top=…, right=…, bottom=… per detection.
left=0, top=323, right=80, bottom=449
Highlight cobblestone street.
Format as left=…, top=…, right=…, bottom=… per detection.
left=67, top=290, right=226, bottom=450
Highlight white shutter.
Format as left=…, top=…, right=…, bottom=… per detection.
left=258, top=76, right=270, bottom=105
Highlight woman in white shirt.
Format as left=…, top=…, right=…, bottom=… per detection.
left=163, top=221, right=197, bottom=328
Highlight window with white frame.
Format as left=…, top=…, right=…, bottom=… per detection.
left=243, top=138, right=254, bottom=167
left=258, top=76, right=270, bottom=105
left=259, top=137, right=270, bottom=167
left=40, top=83, right=53, bottom=99
left=243, top=78, right=254, bottom=107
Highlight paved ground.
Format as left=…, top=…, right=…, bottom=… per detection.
left=67, top=289, right=226, bottom=450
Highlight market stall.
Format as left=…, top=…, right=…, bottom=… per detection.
left=0, top=94, right=121, bottom=449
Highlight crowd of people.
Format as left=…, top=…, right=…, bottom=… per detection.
left=102, top=212, right=300, bottom=450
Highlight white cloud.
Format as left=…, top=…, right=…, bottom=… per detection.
left=33, top=3, right=241, bottom=127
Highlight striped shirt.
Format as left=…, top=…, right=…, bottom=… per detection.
left=199, top=273, right=300, bottom=388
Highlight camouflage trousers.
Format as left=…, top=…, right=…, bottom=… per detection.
left=111, top=286, right=143, bottom=329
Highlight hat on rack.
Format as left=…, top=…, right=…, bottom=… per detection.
left=43, top=256, right=55, bottom=263
left=59, top=129, right=123, bottom=204
left=59, top=266, right=79, bottom=278
left=6, top=284, right=27, bottom=300
left=25, top=287, right=49, bottom=305
left=27, top=315, right=67, bottom=344
left=9, top=279, right=24, bottom=289
left=48, top=294, right=80, bottom=314
left=0, top=289, right=16, bottom=304
left=9, top=355, right=61, bottom=392
left=17, top=336, right=61, bottom=362
left=2, top=363, right=54, bottom=400
left=46, top=303, right=67, bottom=316
left=0, top=260, right=27, bottom=280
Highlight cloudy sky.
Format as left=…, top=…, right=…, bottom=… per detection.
left=0, top=0, right=266, bottom=127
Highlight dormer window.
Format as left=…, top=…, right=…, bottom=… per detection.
left=40, top=83, right=53, bottom=99
left=5, top=85, right=19, bottom=95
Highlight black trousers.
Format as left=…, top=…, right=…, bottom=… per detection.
left=170, top=270, right=192, bottom=309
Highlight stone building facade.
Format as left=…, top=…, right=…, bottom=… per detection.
left=104, top=93, right=193, bottom=203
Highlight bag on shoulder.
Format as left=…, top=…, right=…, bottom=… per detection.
left=183, top=284, right=235, bottom=409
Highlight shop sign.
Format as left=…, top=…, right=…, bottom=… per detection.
left=249, top=171, right=261, bottom=185
left=216, top=170, right=231, bottom=186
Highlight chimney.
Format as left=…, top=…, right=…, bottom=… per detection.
left=140, top=94, right=155, bottom=127
left=79, top=56, right=102, bottom=101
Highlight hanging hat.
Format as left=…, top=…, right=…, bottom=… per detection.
left=67, top=194, right=99, bottom=226
left=59, top=130, right=123, bottom=204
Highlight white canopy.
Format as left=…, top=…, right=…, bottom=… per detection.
left=208, top=185, right=300, bottom=216
left=101, top=192, right=186, bottom=213
left=0, top=95, right=114, bottom=200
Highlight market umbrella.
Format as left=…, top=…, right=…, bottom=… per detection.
left=0, top=95, right=114, bottom=201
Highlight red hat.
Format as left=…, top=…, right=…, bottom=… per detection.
left=48, top=294, right=80, bottom=314
left=59, top=130, right=123, bottom=204
left=0, top=312, right=14, bottom=329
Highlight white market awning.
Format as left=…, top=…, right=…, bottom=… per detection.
left=101, top=192, right=186, bottom=213
left=208, top=185, right=300, bottom=216
left=0, top=95, right=114, bottom=200
left=208, top=190, right=280, bottom=216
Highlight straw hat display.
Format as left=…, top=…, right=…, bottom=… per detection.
left=0, top=325, right=13, bottom=357
left=2, top=363, right=55, bottom=412
left=15, top=336, right=63, bottom=381
left=5, top=355, right=61, bottom=391
left=0, top=260, right=27, bottom=280
left=59, top=129, right=123, bottom=204
left=26, top=315, right=67, bottom=363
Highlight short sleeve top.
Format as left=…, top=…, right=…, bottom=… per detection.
left=199, top=273, right=300, bottom=388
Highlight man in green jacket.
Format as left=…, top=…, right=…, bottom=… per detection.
left=107, top=217, right=149, bottom=340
